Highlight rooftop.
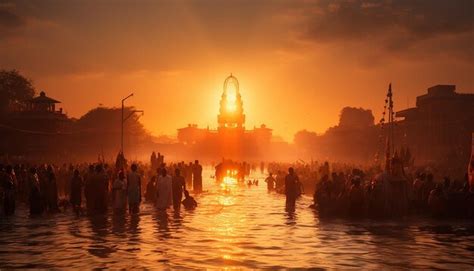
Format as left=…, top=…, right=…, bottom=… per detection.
left=30, top=91, right=61, bottom=104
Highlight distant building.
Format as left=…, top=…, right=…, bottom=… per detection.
left=13, top=91, right=68, bottom=133
left=1, top=91, right=70, bottom=155
left=177, top=74, right=272, bottom=160
left=396, top=85, right=474, bottom=166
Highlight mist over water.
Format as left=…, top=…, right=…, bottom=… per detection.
left=0, top=168, right=473, bottom=269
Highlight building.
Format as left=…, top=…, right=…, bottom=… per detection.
left=2, top=91, right=70, bottom=155
left=177, top=74, right=272, bottom=160
left=13, top=91, right=69, bottom=133
left=396, top=85, right=474, bottom=167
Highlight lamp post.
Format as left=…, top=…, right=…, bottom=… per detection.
left=121, top=93, right=134, bottom=154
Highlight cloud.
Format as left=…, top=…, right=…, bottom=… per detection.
left=0, top=5, right=25, bottom=38
left=299, top=0, right=474, bottom=62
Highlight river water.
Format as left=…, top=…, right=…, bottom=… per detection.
left=1, top=168, right=473, bottom=269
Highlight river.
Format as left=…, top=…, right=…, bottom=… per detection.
left=0, top=168, right=473, bottom=269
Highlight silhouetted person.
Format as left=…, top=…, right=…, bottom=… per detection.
left=192, top=160, right=203, bottom=193
left=46, top=165, right=59, bottom=213
left=156, top=168, right=172, bottom=210
left=94, top=164, right=108, bottom=214
left=265, top=173, right=276, bottom=191
left=285, top=167, right=299, bottom=212
left=428, top=184, right=446, bottom=217
left=70, top=169, right=83, bottom=214
left=113, top=171, right=127, bottom=213
left=28, top=167, right=43, bottom=215
left=145, top=172, right=157, bottom=203
left=84, top=164, right=95, bottom=213
left=185, top=162, right=193, bottom=187
left=348, top=177, right=365, bottom=218
left=423, top=173, right=436, bottom=208
left=172, top=168, right=186, bottom=211
left=3, top=165, right=16, bottom=216
left=182, top=190, right=197, bottom=210
left=127, top=164, right=141, bottom=214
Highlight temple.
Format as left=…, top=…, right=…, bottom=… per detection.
left=177, top=74, right=272, bottom=160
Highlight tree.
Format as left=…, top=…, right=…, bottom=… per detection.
left=294, top=129, right=318, bottom=149
left=338, top=107, right=374, bottom=129
left=0, top=69, right=35, bottom=115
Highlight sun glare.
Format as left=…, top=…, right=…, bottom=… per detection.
left=225, top=84, right=237, bottom=112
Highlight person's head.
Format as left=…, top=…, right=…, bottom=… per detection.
left=47, top=165, right=53, bottom=173
left=30, top=167, right=37, bottom=174
left=95, top=163, right=103, bottom=173
left=161, top=168, right=167, bottom=177
left=89, top=164, right=95, bottom=172
left=195, top=160, right=199, bottom=165
left=268, top=172, right=272, bottom=177
left=175, top=168, right=180, bottom=176
left=288, top=167, right=294, bottom=175
left=131, top=163, right=138, bottom=172
left=73, top=169, right=79, bottom=176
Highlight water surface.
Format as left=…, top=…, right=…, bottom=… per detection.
left=1, top=168, right=473, bottom=269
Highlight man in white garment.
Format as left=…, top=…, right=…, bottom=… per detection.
left=156, top=168, right=172, bottom=210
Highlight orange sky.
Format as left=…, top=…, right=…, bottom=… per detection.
left=1, top=0, right=473, bottom=141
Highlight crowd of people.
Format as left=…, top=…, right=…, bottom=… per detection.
left=0, top=152, right=201, bottom=217
left=1, top=151, right=473, bottom=220
left=266, top=158, right=474, bottom=219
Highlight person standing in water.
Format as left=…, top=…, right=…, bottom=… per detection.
left=28, top=167, right=43, bottom=215
left=172, top=168, right=186, bottom=212
left=156, top=168, right=172, bottom=210
left=127, top=164, right=141, bottom=214
left=192, top=160, right=203, bottom=193
left=3, top=165, right=16, bottom=216
left=285, top=167, right=299, bottom=212
left=70, top=169, right=83, bottom=215
left=265, top=172, right=276, bottom=191
left=46, top=165, right=59, bottom=213
left=113, top=171, right=127, bottom=213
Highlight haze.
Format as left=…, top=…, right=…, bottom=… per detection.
left=1, top=0, right=473, bottom=141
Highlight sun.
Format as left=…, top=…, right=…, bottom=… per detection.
left=225, top=84, right=238, bottom=112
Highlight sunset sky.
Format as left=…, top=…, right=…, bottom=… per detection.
left=1, top=0, right=473, bottom=141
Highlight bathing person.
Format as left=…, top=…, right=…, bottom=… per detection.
left=192, top=160, right=203, bottom=193
left=285, top=167, right=299, bottom=212
left=113, top=171, right=127, bottom=213
left=156, top=168, right=172, bottom=210
left=127, top=164, right=141, bottom=214
left=172, top=168, right=186, bottom=211
left=182, top=190, right=197, bottom=210
left=70, top=169, right=83, bottom=214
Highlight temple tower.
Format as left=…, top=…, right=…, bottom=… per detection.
left=218, top=74, right=245, bottom=130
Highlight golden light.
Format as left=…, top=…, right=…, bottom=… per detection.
left=225, top=83, right=237, bottom=112
left=221, top=176, right=237, bottom=188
